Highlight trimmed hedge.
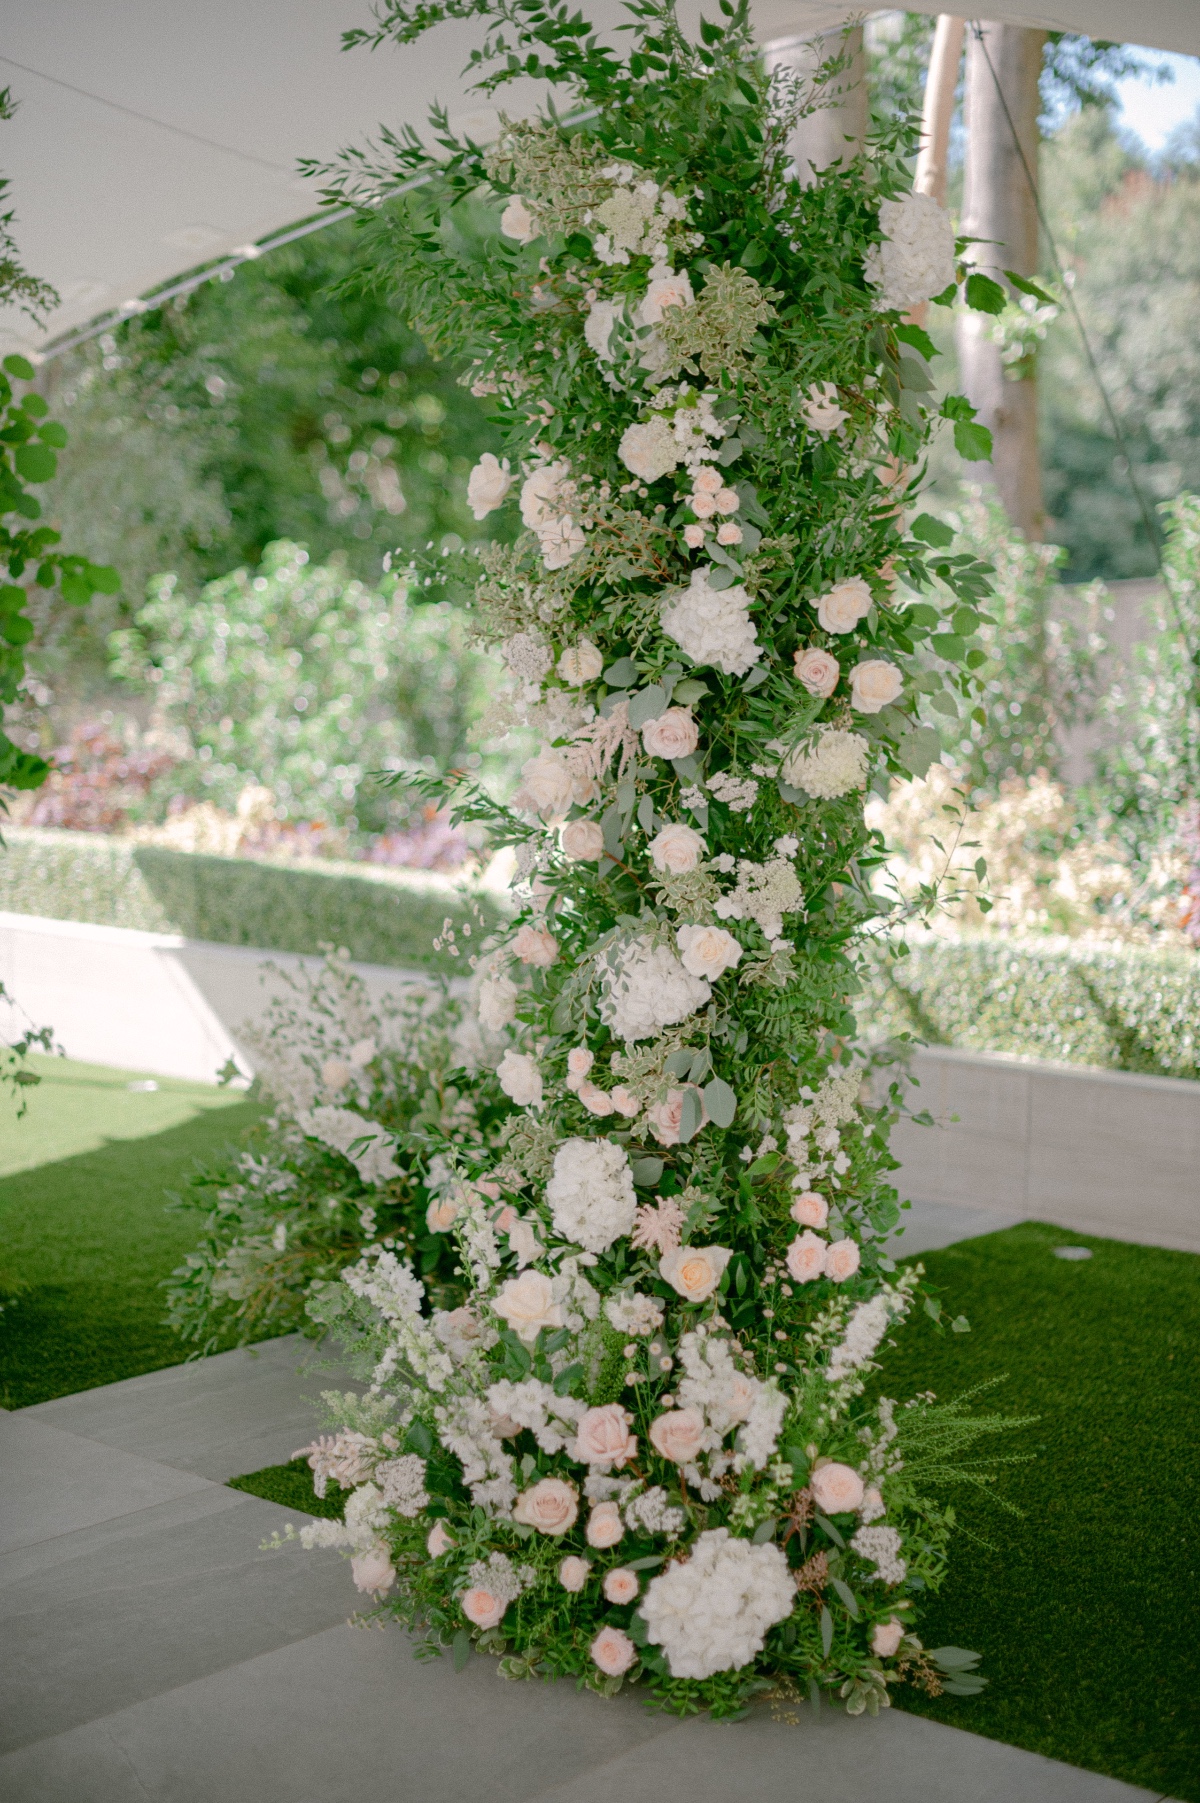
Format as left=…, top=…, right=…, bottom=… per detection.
left=0, top=827, right=507, bottom=973
left=859, top=931, right=1200, bottom=1081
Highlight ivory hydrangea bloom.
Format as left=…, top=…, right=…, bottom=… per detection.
left=619, top=417, right=680, bottom=483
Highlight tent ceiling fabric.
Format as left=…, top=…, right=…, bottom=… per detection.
left=2, top=0, right=1198, bottom=359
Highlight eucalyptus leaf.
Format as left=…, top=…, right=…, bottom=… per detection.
left=751, top=1516, right=778, bottom=1544
left=452, top=1629, right=472, bottom=1672
left=627, top=685, right=668, bottom=729
left=631, top=1156, right=664, bottom=1186
left=604, top=657, right=638, bottom=687
left=679, top=1086, right=703, bottom=1142
left=703, top=1076, right=737, bottom=1128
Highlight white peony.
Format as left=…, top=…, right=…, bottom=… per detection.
left=661, top=569, right=760, bottom=677
left=520, top=461, right=572, bottom=530
left=584, top=298, right=621, bottom=361
left=849, top=658, right=903, bottom=714
left=641, top=1528, right=795, bottom=1679
left=500, top=197, right=539, bottom=245
left=497, top=1050, right=543, bottom=1109
left=466, top=453, right=513, bottom=520
left=478, top=973, right=518, bottom=1032
left=864, top=191, right=957, bottom=311
left=516, top=746, right=575, bottom=822
left=538, top=516, right=586, bottom=570
left=619, top=416, right=680, bottom=484
left=544, top=1137, right=637, bottom=1254
left=599, top=936, right=711, bottom=1043
left=781, top=728, right=870, bottom=800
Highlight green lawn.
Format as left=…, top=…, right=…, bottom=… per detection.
left=0, top=1055, right=263, bottom=1408
left=885, top=1221, right=1200, bottom=1803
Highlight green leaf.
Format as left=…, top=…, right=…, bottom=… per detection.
left=929, top=1646, right=983, bottom=1670
left=910, top=512, right=954, bottom=548
left=897, top=354, right=933, bottom=393
left=60, top=573, right=92, bottom=606
left=742, top=665, right=769, bottom=691
left=2, top=354, right=35, bottom=381
left=814, top=1512, right=845, bottom=1548
left=894, top=724, right=942, bottom=779
left=830, top=1577, right=859, bottom=1617
left=928, top=280, right=957, bottom=307
left=20, top=393, right=49, bottom=419
left=671, top=678, right=708, bottom=706
left=604, top=657, right=637, bottom=688
left=626, top=1554, right=665, bottom=1572
left=553, top=1361, right=585, bottom=1396
left=627, top=1609, right=650, bottom=1645
left=87, top=563, right=120, bottom=594
left=820, top=1605, right=834, bottom=1657
left=953, top=418, right=993, bottom=462
left=0, top=612, right=34, bottom=646
left=894, top=322, right=937, bottom=361
left=452, top=1628, right=472, bottom=1672
left=631, top=1156, right=664, bottom=1187
left=404, top=1419, right=434, bottom=1456
left=702, top=1076, right=737, bottom=1128
left=965, top=272, right=1006, bottom=315
left=1005, top=269, right=1056, bottom=307
left=751, top=1516, right=777, bottom=1544
left=627, top=684, right=668, bottom=729
left=15, top=442, right=56, bottom=483
left=679, top=1086, right=703, bottom=1143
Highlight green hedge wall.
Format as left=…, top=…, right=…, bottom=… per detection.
left=0, top=828, right=507, bottom=973
left=859, top=932, right=1200, bottom=1081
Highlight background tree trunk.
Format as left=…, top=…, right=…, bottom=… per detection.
left=957, top=21, right=1046, bottom=540
left=762, top=26, right=867, bottom=186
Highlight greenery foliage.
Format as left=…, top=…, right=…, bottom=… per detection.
left=0, top=825, right=507, bottom=969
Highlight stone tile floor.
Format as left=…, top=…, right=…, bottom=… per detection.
left=0, top=1199, right=1179, bottom=1803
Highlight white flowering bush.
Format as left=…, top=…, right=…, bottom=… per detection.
left=279, top=0, right=1020, bottom=1721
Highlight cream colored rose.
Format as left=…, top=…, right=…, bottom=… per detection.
left=574, top=1403, right=638, bottom=1469
left=693, top=466, right=723, bottom=495
left=584, top=298, right=620, bottom=361
left=427, top=1520, right=455, bottom=1557
left=603, top=1567, right=640, bottom=1604
left=849, top=659, right=902, bottom=714
left=591, top=1626, right=637, bottom=1675
left=611, top=1086, right=641, bottom=1118
left=466, top=452, right=513, bottom=521
left=517, top=746, right=575, bottom=822
left=619, top=417, right=680, bottom=484
left=794, top=647, right=841, bottom=697
left=461, top=1585, right=506, bottom=1628
left=659, top=1243, right=732, bottom=1303
left=815, top=577, right=873, bottom=634
left=714, top=487, right=740, bottom=515
left=559, top=1555, right=591, bottom=1592
left=500, top=196, right=538, bottom=244
left=492, top=1270, right=565, bottom=1342
left=512, top=923, right=558, bottom=967
left=538, top=516, right=586, bottom=570
left=565, top=1046, right=594, bottom=1089
left=691, top=491, right=718, bottom=519
left=513, top=1476, right=579, bottom=1536
left=558, top=639, right=604, bottom=685
left=561, top=818, right=605, bottom=862
left=683, top=522, right=706, bottom=548
left=824, top=1238, right=861, bottom=1282
left=639, top=267, right=694, bottom=323
left=872, top=1618, right=905, bottom=1658
left=477, top=974, right=518, bottom=1032
left=426, top=1195, right=459, bottom=1233
left=810, top=1461, right=865, bottom=1515
left=496, top=1049, right=543, bottom=1109
left=648, top=820, right=705, bottom=873
left=716, top=522, right=742, bottom=546
left=785, top=1230, right=826, bottom=1283
left=648, top=1405, right=706, bottom=1464
left=520, top=461, right=571, bottom=529
left=351, top=1545, right=395, bottom=1596
left=641, top=709, right=700, bottom=760
left=578, top=1080, right=616, bottom=1118
left=790, top=1190, right=828, bottom=1229
left=676, top=923, right=742, bottom=980
left=585, top=1501, right=625, bottom=1548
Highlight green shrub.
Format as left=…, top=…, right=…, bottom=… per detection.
left=0, top=826, right=507, bottom=971
left=860, top=932, right=1200, bottom=1079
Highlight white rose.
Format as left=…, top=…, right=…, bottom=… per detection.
left=659, top=1243, right=732, bottom=1303
left=500, top=197, right=538, bottom=244
left=849, top=659, right=903, bottom=714
left=641, top=710, right=700, bottom=761
left=561, top=818, right=605, bottom=861
left=520, top=461, right=572, bottom=529
left=794, top=647, right=841, bottom=697
left=517, top=746, right=575, bottom=822
left=584, top=299, right=620, bottom=361
left=538, top=516, right=587, bottom=570
left=619, top=417, right=680, bottom=484
left=496, top=1049, right=543, bottom=1108
left=676, top=923, right=742, bottom=980
left=815, top=577, right=873, bottom=634
left=638, top=266, right=694, bottom=324
left=466, top=452, right=513, bottom=521
left=558, top=639, right=604, bottom=684
left=492, top=1269, right=565, bottom=1342
left=477, top=974, right=518, bottom=1032
left=648, top=821, right=706, bottom=873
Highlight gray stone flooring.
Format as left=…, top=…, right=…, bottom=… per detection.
left=0, top=1201, right=1178, bottom=1803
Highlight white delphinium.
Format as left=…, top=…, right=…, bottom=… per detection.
left=734, top=1382, right=788, bottom=1473
left=376, top=1454, right=430, bottom=1517
left=850, top=1524, right=908, bottom=1585
left=781, top=728, right=870, bottom=800
left=641, top=1528, right=796, bottom=1679
left=825, top=1277, right=916, bottom=1385
left=599, top=936, right=711, bottom=1043
left=713, top=856, right=804, bottom=942
left=864, top=191, right=957, bottom=310
left=299, top=1479, right=388, bottom=1552
left=342, top=1249, right=455, bottom=1393
left=434, top=1393, right=517, bottom=1515
left=545, top=1137, right=637, bottom=1254
left=297, top=1106, right=400, bottom=1186
left=660, top=569, right=760, bottom=676
left=486, top=1378, right=585, bottom=1454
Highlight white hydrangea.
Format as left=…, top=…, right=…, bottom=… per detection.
left=598, top=936, right=711, bottom=1043
left=296, top=1106, right=400, bottom=1186
left=661, top=569, right=760, bottom=677
left=486, top=1378, right=584, bottom=1454
left=781, top=728, right=870, bottom=800
left=544, top=1137, right=637, bottom=1254
left=713, top=856, right=804, bottom=942
left=619, top=416, right=680, bottom=483
left=641, top=1528, right=795, bottom=1679
left=850, top=1524, right=908, bottom=1585
left=376, top=1454, right=430, bottom=1517
left=864, top=191, right=957, bottom=311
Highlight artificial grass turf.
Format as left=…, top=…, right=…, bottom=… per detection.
left=228, top=1457, right=346, bottom=1520
left=884, top=1220, right=1200, bottom=1802
left=0, top=1055, right=265, bottom=1408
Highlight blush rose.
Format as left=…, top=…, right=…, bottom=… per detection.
left=810, top=1461, right=865, bottom=1515
left=585, top=1501, right=625, bottom=1548
left=815, top=577, right=873, bottom=634
left=574, top=1403, right=638, bottom=1468
left=794, top=646, right=841, bottom=697
left=512, top=1476, right=579, bottom=1536
left=649, top=1406, right=706, bottom=1464
left=659, top=1243, right=732, bottom=1302
left=641, top=709, right=700, bottom=760
left=591, top=1626, right=637, bottom=1676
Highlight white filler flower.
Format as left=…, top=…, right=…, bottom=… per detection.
left=782, top=728, right=870, bottom=800
left=641, top=1528, right=795, bottom=1679
left=864, top=191, right=957, bottom=311
left=545, top=1137, right=637, bottom=1253
left=660, top=569, right=760, bottom=676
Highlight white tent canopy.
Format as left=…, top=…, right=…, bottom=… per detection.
left=3, top=0, right=1199, bottom=359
